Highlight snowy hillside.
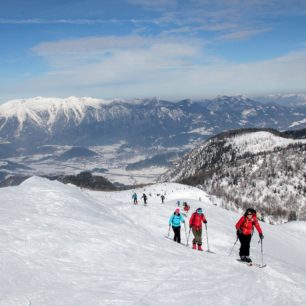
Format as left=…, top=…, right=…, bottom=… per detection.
left=227, top=131, right=306, bottom=155
left=161, top=129, right=306, bottom=182
left=0, top=177, right=305, bottom=305
left=160, top=129, right=306, bottom=222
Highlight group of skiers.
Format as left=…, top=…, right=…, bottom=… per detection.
left=132, top=192, right=264, bottom=262
left=132, top=193, right=148, bottom=205
left=132, top=192, right=165, bottom=205
left=169, top=207, right=207, bottom=251
left=168, top=206, right=264, bottom=262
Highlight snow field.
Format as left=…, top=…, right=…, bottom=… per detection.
left=0, top=177, right=305, bottom=305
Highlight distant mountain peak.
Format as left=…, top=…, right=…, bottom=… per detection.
left=216, top=94, right=248, bottom=101
left=0, top=96, right=122, bottom=135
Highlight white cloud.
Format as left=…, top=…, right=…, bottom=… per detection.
left=32, top=35, right=203, bottom=69
left=2, top=37, right=305, bottom=102
left=216, top=28, right=272, bottom=41
left=178, top=50, right=306, bottom=96
left=0, top=18, right=127, bottom=25
left=128, top=0, right=177, bottom=8
left=1, top=0, right=306, bottom=102
left=33, top=36, right=151, bottom=55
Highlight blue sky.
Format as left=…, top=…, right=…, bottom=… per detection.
left=0, top=0, right=306, bottom=103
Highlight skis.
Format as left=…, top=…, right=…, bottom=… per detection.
left=252, top=263, right=266, bottom=268
left=236, top=259, right=267, bottom=268
left=192, top=249, right=216, bottom=254
left=206, top=250, right=216, bottom=254
left=164, top=236, right=215, bottom=253
left=236, top=259, right=252, bottom=266
left=164, top=236, right=187, bottom=246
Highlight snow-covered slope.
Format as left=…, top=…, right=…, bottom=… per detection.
left=227, top=130, right=306, bottom=154
left=160, top=129, right=306, bottom=222
left=161, top=129, right=306, bottom=182
left=0, top=177, right=305, bottom=305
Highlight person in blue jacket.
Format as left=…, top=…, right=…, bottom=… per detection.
left=169, top=208, right=185, bottom=243
left=132, top=192, right=138, bottom=204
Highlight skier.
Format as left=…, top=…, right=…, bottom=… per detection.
left=132, top=192, right=138, bottom=205
left=177, top=200, right=180, bottom=207
left=183, top=202, right=190, bottom=213
left=169, top=208, right=185, bottom=243
left=141, top=193, right=148, bottom=205
left=161, top=194, right=165, bottom=204
left=235, top=208, right=264, bottom=263
left=189, top=208, right=207, bottom=251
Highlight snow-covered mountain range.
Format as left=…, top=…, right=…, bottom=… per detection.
left=1, top=95, right=306, bottom=147
left=0, top=95, right=306, bottom=185
left=160, top=129, right=306, bottom=222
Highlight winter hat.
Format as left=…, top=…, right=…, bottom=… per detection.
left=175, top=208, right=180, bottom=213
left=197, top=208, right=202, bottom=214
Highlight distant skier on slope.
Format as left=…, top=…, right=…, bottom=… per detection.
left=235, top=208, right=264, bottom=263
left=141, top=193, right=147, bottom=205
left=189, top=208, right=207, bottom=251
left=161, top=194, right=165, bottom=204
left=183, top=202, right=190, bottom=213
left=169, top=208, right=185, bottom=243
left=132, top=192, right=138, bottom=205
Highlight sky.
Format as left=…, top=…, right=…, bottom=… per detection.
left=0, top=0, right=306, bottom=103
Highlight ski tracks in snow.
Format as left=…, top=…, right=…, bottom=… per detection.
left=134, top=266, right=184, bottom=306
left=232, top=259, right=305, bottom=306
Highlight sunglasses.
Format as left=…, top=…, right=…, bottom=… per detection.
left=247, top=213, right=253, bottom=215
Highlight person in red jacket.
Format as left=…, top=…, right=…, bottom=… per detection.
left=183, top=202, right=190, bottom=213
left=235, top=208, right=264, bottom=263
left=189, top=208, right=207, bottom=251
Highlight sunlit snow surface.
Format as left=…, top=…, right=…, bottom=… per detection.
left=0, top=177, right=305, bottom=305
left=228, top=131, right=306, bottom=155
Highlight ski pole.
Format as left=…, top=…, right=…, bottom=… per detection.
left=261, top=239, right=264, bottom=267
left=258, top=238, right=264, bottom=267
left=187, top=227, right=191, bottom=246
left=184, top=222, right=188, bottom=243
left=228, top=236, right=239, bottom=256
left=167, top=225, right=171, bottom=237
left=205, top=223, right=210, bottom=252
